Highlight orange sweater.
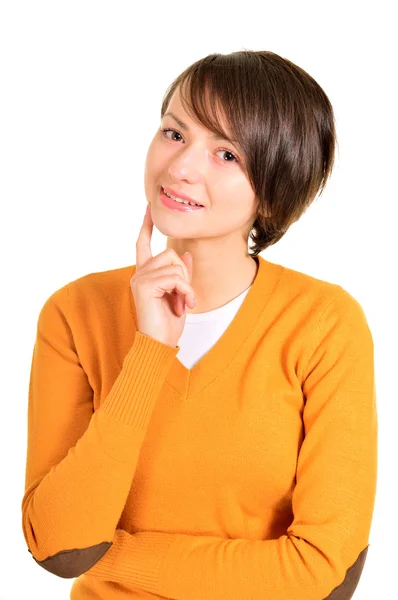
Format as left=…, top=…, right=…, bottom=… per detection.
left=21, top=255, right=378, bottom=599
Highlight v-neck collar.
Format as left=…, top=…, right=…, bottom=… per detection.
left=129, top=255, right=285, bottom=397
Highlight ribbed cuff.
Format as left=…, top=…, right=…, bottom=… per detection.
left=85, top=528, right=176, bottom=594
left=101, top=331, right=180, bottom=427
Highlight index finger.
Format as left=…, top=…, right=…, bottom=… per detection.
left=135, top=203, right=153, bottom=269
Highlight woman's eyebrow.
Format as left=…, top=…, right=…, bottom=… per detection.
left=163, top=111, right=240, bottom=146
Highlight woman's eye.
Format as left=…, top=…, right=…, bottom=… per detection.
left=161, top=128, right=183, bottom=142
left=160, top=128, right=239, bottom=164
left=216, top=149, right=238, bottom=163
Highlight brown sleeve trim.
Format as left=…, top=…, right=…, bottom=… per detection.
left=323, top=545, right=369, bottom=599
left=28, top=541, right=113, bottom=579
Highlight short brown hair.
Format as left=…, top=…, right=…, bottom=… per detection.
left=160, top=50, right=338, bottom=255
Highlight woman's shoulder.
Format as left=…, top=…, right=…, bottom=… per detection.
left=61, top=263, right=135, bottom=303
left=274, top=260, right=368, bottom=323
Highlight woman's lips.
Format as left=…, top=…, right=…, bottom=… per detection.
left=160, top=188, right=204, bottom=212
left=162, top=185, right=202, bottom=205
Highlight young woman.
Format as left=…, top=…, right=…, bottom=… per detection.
left=22, top=50, right=377, bottom=600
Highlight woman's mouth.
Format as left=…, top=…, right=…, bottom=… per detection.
left=160, top=187, right=204, bottom=212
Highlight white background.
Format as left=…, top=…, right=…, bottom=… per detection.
left=1, top=1, right=396, bottom=598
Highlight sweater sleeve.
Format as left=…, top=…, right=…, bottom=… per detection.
left=84, top=288, right=378, bottom=600
left=21, top=284, right=180, bottom=578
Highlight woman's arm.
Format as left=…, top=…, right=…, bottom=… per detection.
left=21, top=283, right=179, bottom=578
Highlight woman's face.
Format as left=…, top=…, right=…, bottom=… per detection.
left=144, top=86, right=259, bottom=244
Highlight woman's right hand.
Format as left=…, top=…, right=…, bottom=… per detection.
left=130, top=203, right=196, bottom=348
